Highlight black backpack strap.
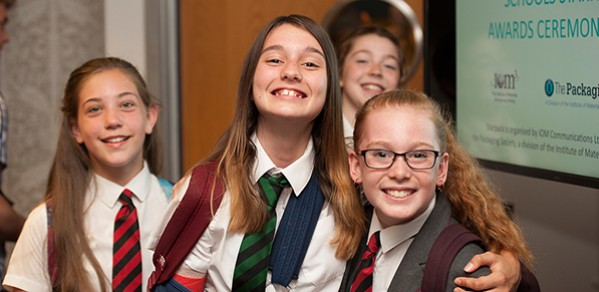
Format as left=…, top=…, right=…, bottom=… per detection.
left=148, top=161, right=224, bottom=290
left=421, top=223, right=482, bottom=292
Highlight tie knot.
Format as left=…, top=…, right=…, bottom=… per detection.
left=266, top=173, right=289, bottom=188
left=119, top=189, right=134, bottom=207
left=260, top=173, right=289, bottom=207
left=368, top=231, right=381, bottom=253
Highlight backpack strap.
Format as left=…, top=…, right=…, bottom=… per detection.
left=157, top=177, right=174, bottom=200
left=421, top=223, right=482, bottom=292
left=148, top=161, right=224, bottom=290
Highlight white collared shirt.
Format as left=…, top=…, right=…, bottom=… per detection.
left=370, top=196, right=436, bottom=291
left=166, top=134, right=345, bottom=291
left=4, top=162, right=170, bottom=292
left=343, top=115, right=355, bottom=150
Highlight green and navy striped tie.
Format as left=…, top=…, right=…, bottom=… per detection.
left=232, top=173, right=288, bottom=291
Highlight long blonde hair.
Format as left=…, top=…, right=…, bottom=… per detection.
left=200, top=15, right=366, bottom=259
left=353, top=89, right=534, bottom=268
left=46, top=57, right=162, bottom=291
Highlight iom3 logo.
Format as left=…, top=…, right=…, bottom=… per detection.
left=491, top=70, right=519, bottom=103
left=493, top=70, right=518, bottom=90
left=545, top=79, right=554, bottom=97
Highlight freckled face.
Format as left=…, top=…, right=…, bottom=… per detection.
left=71, top=69, right=158, bottom=183
left=348, top=106, right=448, bottom=228
left=252, top=24, right=328, bottom=127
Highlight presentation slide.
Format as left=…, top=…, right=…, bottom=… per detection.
left=456, top=0, right=599, bottom=181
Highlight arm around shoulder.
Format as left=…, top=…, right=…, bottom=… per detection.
left=446, top=243, right=491, bottom=292
left=454, top=250, right=525, bottom=292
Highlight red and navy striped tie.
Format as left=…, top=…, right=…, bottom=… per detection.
left=113, top=189, right=142, bottom=291
left=351, top=231, right=381, bottom=292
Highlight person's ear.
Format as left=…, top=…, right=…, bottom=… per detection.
left=348, top=150, right=363, bottom=184
left=145, top=104, right=159, bottom=134
left=436, top=152, right=449, bottom=187
left=71, top=120, right=83, bottom=144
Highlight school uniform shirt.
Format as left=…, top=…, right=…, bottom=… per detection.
left=343, top=115, right=354, bottom=149
left=3, top=162, right=169, bottom=292
left=368, top=196, right=435, bottom=291
left=159, top=134, right=344, bottom=291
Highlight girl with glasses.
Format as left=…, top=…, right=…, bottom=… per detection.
left=341, top=89, right=538, bottom=291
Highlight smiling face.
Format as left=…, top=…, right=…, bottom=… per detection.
left=340, top=34, right=401, bottom=122
left=71, top=68, right=158, bottom=185
left=252, top=23, right=327, bottom=128
left=349, top=106, right=448, bottom=228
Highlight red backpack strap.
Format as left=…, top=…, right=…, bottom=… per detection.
left=148, top=161, right=224, bottom=290
left=421, top=223, right=482, bottom=292
left=46, top=199, right=59, bottom=287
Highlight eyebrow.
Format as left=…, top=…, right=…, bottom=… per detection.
left=261, top=44, right=325, bottom=59
left=80, top=92, right=139, bottom=106
left=364, top=141, right=435, bottom=150
left=350, top=49, right=400, bottom=62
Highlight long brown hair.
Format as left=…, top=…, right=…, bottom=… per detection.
left=201, top=14, right=365, bottom=259
left=353, top=89, right=534, bottom=269
left=46, top=57, right=162, bottom=291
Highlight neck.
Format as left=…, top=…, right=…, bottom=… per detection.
left=341, top=99, right=358, bottom=127
left=91, top=160, right=144, bottom=187
left=256, top=121, right=312, bottom=169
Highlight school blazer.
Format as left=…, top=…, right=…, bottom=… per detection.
left=339, top=193, right=490, bottom=292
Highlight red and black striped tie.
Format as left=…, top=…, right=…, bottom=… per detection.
left=112, top=189, right=142, bottom=291
left=351, top=231, right=381, bottom=292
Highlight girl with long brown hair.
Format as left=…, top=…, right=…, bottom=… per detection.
left=152, top=14, right=366, bottom=291
left=4, top=57, right=169, bottom=291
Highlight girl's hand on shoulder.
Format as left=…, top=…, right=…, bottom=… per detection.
left=454, top=250, right=521, bottom=292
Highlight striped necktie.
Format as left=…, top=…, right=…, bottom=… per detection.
left=351, top=231, right=381, bottom=292
left=113, top=189, right=142, bottom=291
left=232, top=173, right=288, bottom=291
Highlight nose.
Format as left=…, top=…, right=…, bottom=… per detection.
left=368, top=63, right=382, bottom=77
left=104, top=107, right=123, bottom=129
left=387, top=156, right=411, bottom=180
left=281, top=62, right=302, bottom=82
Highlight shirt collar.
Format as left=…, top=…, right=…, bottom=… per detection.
left=252, top=132, right=315, bottom=196
left=93, top=161, right=152, bottom=208
left=369, top=195, right=437, bottom=253
left=342, top=115, right=354, bottom=140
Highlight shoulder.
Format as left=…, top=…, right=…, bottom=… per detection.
left=445, top=243, right=490, bottom=290
left=13, top=203, right=50, bottom=251
left=4, top=204, right=51, bottom=291
left=24, top=203, right=49, bottom=231
left=155, top=176, right=174, bottom=200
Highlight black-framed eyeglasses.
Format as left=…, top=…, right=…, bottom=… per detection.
left=359, top=149, right=440, bottom=170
